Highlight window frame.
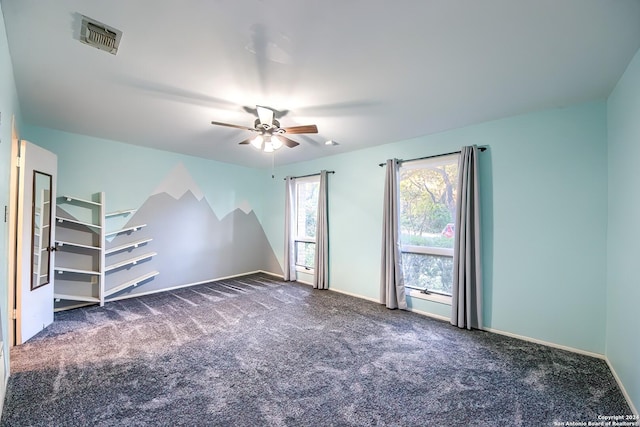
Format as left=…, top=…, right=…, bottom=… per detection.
left=399, top=153, right=459, bottom=303
left=293, top=175, right=320, bottom=273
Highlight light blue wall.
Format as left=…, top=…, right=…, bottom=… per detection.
left=0, top=1, right=21, bottom=380
left=607, top=47, right=640, bottom=414
left=262, top=101, right=609, bottom=354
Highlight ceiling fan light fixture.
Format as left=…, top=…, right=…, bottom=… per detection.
left=251, top=135, right=264, bottom=149
left=210, top=104, right=318, bottom=153
left=271, top=135, right=283, bottom=150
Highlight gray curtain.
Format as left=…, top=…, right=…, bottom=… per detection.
left=451, top=145, right=483, bottom=329
left=313, top=170, right=329, bottom=289
left=380, top=159, right=407, bottom=309
left=283, top=176, right=297, bottom=281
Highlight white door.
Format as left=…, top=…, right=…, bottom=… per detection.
left=15, top=140, right=57, bottom=344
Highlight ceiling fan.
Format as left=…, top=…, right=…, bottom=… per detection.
left=211, top=105, right=318, bottom=152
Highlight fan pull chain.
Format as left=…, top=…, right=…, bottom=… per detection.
left=271, top=152, right=275, bottom=179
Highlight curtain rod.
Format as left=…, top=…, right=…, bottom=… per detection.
left=283, top=171, right=335, bottom=180
left=378, top=147, right=487, bottom=167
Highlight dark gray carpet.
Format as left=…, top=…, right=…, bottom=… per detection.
left=1, top=274, right=631, bottom=426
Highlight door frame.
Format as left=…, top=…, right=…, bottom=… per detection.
left=7, top=116, right=20, bottom=348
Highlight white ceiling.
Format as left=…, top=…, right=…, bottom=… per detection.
left=3, top=0, right=640, bottom=168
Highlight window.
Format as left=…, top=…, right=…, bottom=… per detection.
left=399, top=154, right=459, bottom=296
left=294, top=176, right=320, bottom=270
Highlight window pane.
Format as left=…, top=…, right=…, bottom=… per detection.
left=401, top=252, right=453, bottom=295
left=296, top=181, right=319, bottom=239
left=399, top=155, right=458, bottom=296
left=295, top=241, right=316, bottom=269
left=399, top=160, right=458, bottom=249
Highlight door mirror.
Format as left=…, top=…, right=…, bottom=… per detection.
left=31, top=170, right=53, bottom=290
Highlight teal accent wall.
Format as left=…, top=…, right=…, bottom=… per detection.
left=0, top=1, right=21, bottom=380
left=25, top=126, right=265, bottom=222
left=22, top=126, right=282, bottom=298
left=607, top=47, right=640, bottom=413
left=262, top=102, right=609, bottom=355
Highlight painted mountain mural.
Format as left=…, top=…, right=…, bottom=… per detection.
left=104, top=164, right=282, bottom=299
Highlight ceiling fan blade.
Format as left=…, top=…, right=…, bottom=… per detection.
left=279, top=135, right=300, bottom=148
left=256, top=105, right=274, bottom=126
left=244, top=106, right=288, bottom=119
left=211, top=120, right=256, bottom=131
left=238, top=137, right=253, bottom=145
left=242, top=106, right=257, bottom=116
left=274, top=109, right=289, bottom=119
left=283, top=124, right=318, bottom=134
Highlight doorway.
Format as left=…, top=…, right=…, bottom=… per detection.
left=8, top=126, right=58, bottom=346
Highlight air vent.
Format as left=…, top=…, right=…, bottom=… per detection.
left=80, top=16, right=122, bottom=55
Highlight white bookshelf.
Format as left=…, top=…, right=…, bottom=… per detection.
left=53, top=193, right=105, bottom=307
left=53, top=192, right=158, bottom=309
left=104, top=207, right=156, bottom=300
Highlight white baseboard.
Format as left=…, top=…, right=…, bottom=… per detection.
left=283, top=279, right=609, bottom=365
left=406, top=306, right=450, bottom=323
left=482, top=327, right=605, bottom=360
left=605, top=357, right=638, bottom=416
left=292, top=282, right=613, bottom=366
left=105, top=270, right=268, bottom=302
left=0, top=345, right=6, bottom=416
left=259, top=270, right=284, bottom=279
left=287, top=276, right=381, bottom=304
left=327, top=287, right=380, bottom=304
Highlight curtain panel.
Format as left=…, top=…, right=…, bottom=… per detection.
left=283, top=176, right=297, bottom=281
left=313, top=170, right=329, bottom=289
left=380, top=159, right=407, bottom=309
left=451, top=145, right=483, bottom=329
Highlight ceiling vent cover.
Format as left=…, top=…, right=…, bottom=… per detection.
left=80, top=16, right=122, bottom=55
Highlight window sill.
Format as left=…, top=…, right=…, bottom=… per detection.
left=296, top=266, right=314, bottom=274
left=407, top=288, right=452, bottom=305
